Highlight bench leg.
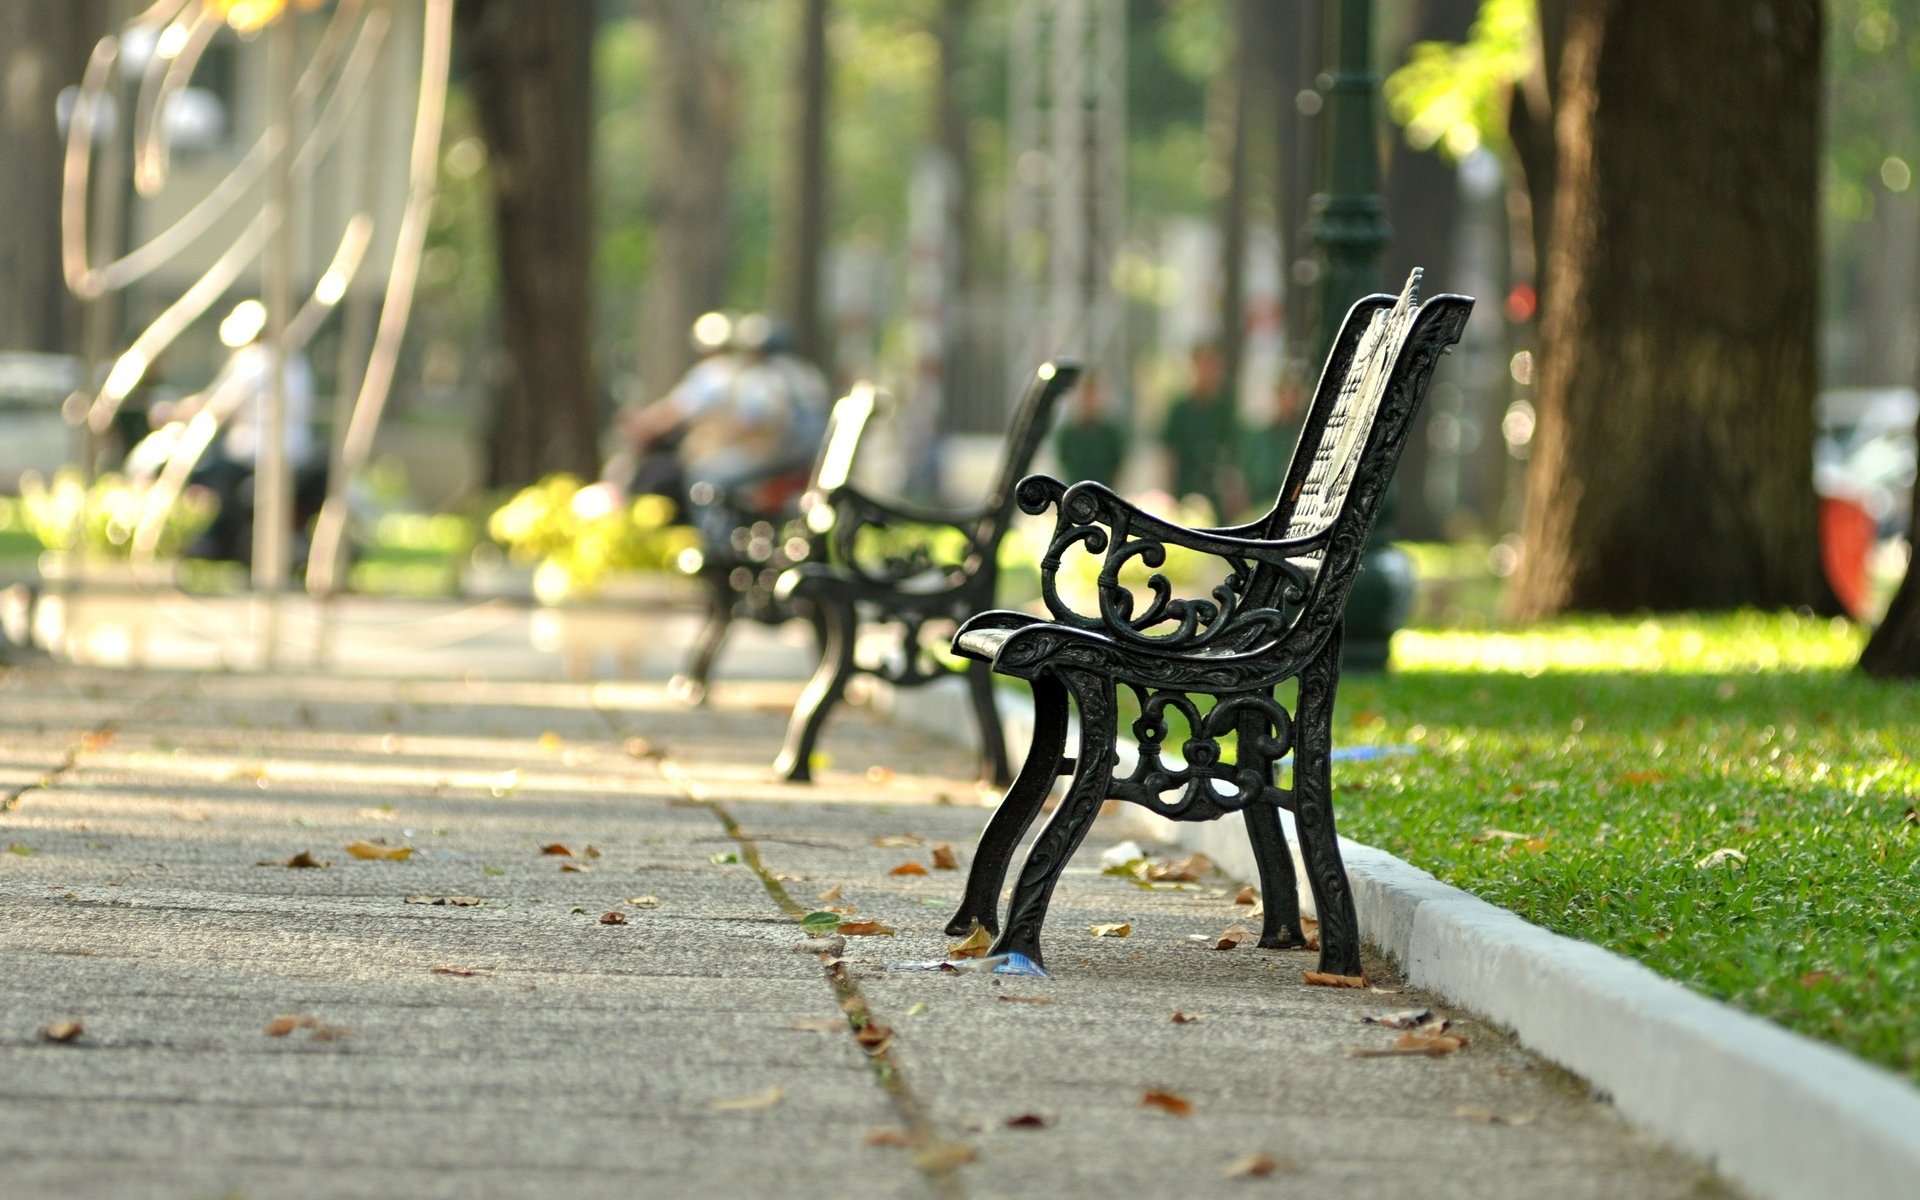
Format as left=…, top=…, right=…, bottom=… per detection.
left=773, top=597, right=854, bottom=783
left=946, top=673, right=1069, bottom=938
left=1244, top=803, right=1306, bottom=949
left=989, top=670, right=1115, bottom=971
left=671, top=590, right=733, bottom=706
left=965, top=659, right=1014, bottom=788
left=1238, top=704, right=1306, bottom=949
left=1293, top=630, right=1363, bottom=978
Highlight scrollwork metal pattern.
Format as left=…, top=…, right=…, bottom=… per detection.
left=1107, top=686, right=1292, bottom=821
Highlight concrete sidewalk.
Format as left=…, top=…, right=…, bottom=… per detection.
left=1, top=642, right=1733, bottom=1198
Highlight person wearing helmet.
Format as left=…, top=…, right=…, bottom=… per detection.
left=612, top=311, right=828, bottom=532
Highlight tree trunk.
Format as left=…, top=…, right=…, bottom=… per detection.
left=1507, top=0, right=1568, bottom=292
left=771, top=0, right=831, bottom=373
left=933, top=0, right=977, bottom=430
left=1382, top=0, right=1477, bottom=541
left=1510, top=0, right=1835, bottom=617
left=1214, top=0, right=1254, bottom=404
left=458, top=0, right=599, bottom=488
left=0, top=1, right=108, bottom=354
left=635, top=0, right=737, bottom=403
left=1275, top=0, right=1321, bottom=380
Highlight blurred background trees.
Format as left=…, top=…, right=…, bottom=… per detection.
left=6, top=0, right=1920, bottom=671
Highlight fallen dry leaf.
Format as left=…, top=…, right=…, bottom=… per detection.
left=266, top=851, right=327, bottom=869
left=817, top=885, right=843, bottom=902
left=1304, top=971, right=1368, bottom=988
left=997, top=993, right=1056, bottom=1005
left=1004, top=1113, right=1051, bottom=1129
left=599, top=910, right=627, bottom=925
left=1170, top=1011, right=1205, bottom=1024
left=930, top=843, right=959, bottom=870
left=80, top=729, right=117, bottom=752
left=1214, top=922, right=1251, bottom=951
left=1140, top=1088, right=1193, bottom=1117
left=708, top=1087, right=784, bottom=1112
left=430, top=966, right=487, bottom=977
left=1695, top=847, right=1748, bottom=869
left=837, top=920, right=897, bottom=937
left=346, top=841, right=412, bottom=861
left=1089, top=922, right=1132, bottom=938
left=628, top=895, right=661, bottom=908
left=583, top=845, right=603, bottom=859
left=1222, top=1152, right=1298, bottom=1178
left=265, top=1015, right=348, bottom=1041
left=1349, top=1030, right=1469, bottom=1058
left=863, top=1128, right=911, bottom=1147
left=1233, top=885, right=1258, bottom=905
left=539, top=843, right=573, bottom=857
left=890, top=861, right=929, bottom=876
left=405, top=894, right=482, bottom=906
left=1148, top=853, right=1213, bottom=883
left=853, top=1022, right=893, bottom=1054
left=559, top=863, right=590, bottom=873
left=39, top=1019, right=84, bottom=1043
left=948, top=924, right=993, bottom=960
left=873, top=834, right=923, bottom=848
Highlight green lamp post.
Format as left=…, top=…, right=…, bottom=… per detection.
left=1307, top=0, right=1409, bottom=670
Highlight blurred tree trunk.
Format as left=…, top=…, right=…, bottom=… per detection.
left=0, top=1, right=109, bottom=354
left=636, top=0, right=737, bottom=402
left=1382, top=0, right=1477, bottom=540
left=1213, top=0, right=1255, bottom=407
left=771, top=0, right=832, bottom=372
left=1511, top=0, right=1834, bottom=617
left=1860, top=473, right=1920, bottom=676
left=1275, top=0, right=1321, bottom=381
left=458, top=0, right=599, bottom=488
left=1507, top=0, right=1567, bottom=295
left=933, top=0, right=975, bottom=425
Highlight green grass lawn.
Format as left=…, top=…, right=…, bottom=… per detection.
left=1335, top=612, right=1919, bottom=1082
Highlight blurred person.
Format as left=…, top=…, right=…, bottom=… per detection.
left=148, top=300, right=321, bottom=563
left=613, top=312, right=829, bottom=534
left=1051, top=373, right=1128, bottom=485
left=1240, top=376, right=1308, bottom=516
left=1159, top=343, right=1238, bottom=516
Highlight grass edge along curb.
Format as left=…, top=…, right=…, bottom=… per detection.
left=1151, top=811, right=1920, bottom=1200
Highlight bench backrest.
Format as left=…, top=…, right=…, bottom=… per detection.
left=975, top=361, right=1082, bottom=552
left=1244, top=271, right=1470, bottom=615
left=810, top=383, right=881, bottom=494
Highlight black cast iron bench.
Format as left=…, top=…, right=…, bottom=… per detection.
left=772, top=362, right=1082, bottom=786
left=673, top=384, right=881, bottom=703
left=944, top=273, right=1471, bottom=979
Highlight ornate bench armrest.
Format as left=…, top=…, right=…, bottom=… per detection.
left=1018, top=475, right=1326, bottom=651
left=800, top=482, right=991, bottom=590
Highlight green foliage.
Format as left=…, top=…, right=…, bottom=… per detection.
left=486, top=474, right=699, bottom=598
left=1338, top=613, right=1920, bottom=1081
left=1383, top=0, right=1536, bottom=161
left=14, top=468, right=216, bottom=560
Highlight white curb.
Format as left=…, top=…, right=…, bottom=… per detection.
left=883, top=678, right=1920, bottom=1200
